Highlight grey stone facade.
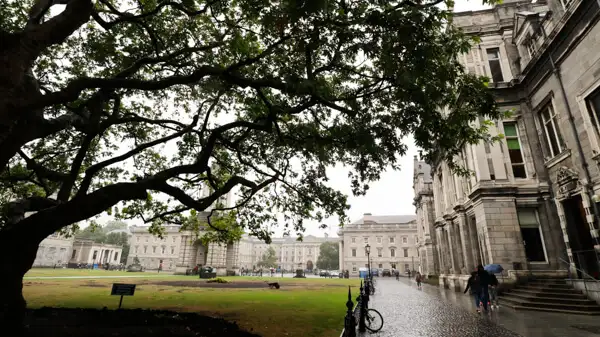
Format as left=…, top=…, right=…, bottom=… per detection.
left=421, top=0, right=600, bottom=290
left=413, top=156, right=439, bottom=277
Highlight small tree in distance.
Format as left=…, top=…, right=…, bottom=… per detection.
left=316, top=242, right=339, bottom=271
left=257, top=247, right=278, bottom=269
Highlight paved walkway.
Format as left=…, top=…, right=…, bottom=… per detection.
left=361, top=278, right=600, bottom=337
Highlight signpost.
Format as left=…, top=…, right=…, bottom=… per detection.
left=111, top=283, right=136, bottom=309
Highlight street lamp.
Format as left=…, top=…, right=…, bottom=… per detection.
left=365, top=244, right=371, bottom=278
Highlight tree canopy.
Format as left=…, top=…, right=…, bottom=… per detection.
left=316, top=241, right=339, bottom=270
left=0, top=0, right=500, bottom=254
left=256, top=246, right=277, bottom=268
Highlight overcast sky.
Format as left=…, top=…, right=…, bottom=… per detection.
left=90, top=0, right=491, bottom=238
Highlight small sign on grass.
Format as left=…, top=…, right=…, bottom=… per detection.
left=111, top=283, right=136, bottom=309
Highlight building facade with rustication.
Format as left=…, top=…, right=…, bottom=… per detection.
left=412, top=156, right=439, bottom=277
left=425, top=0, right=600, bottom=291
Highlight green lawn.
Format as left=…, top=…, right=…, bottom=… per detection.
left=23, top=271, right=360, bottom=337
left=25, top=268, right=163, bottom=277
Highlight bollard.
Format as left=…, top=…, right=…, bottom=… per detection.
left=343, top=286, right=356, bottom=337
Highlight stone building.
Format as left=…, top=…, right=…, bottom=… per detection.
left=127, top=222, right=339, bottom=274
left=338, top=214, right=418, bottom=276
left=69, top=240, right=123, bottom=266
left=426, top=0, right=600, bottom=290
left=32, top=233, right=74, bottom=267
left=413, top=156, right=439, bottom=277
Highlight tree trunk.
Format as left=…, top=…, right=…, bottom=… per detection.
left=0, top=231, right=41, bottom=337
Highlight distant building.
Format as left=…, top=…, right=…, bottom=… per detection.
left=413, top=156, right=439, bottom=277
left=69, top=240, right=123, bottom=266
left=127, top=219, right=339, bottom=274
left=338, top=214, right=418, bottom=276
left=32, top=233, right=74, bottom=267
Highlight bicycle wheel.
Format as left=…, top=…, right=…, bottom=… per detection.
left=365, top=308, right=384, bottom=332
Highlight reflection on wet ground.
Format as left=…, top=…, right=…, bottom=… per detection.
left=359, top=278, right=600, bottom=337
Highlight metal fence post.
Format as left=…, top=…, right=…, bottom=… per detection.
left=344, top=286, right=356, bottom=337
left=358, top=280, right=366, bottom=332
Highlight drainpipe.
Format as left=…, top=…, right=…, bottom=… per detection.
left=525, top=14, right=600, bottom=250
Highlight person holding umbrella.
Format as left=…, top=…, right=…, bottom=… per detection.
left=484, top=264, right=503, bottom=309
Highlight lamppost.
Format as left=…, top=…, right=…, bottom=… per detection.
left=365, top=244, right=371, bottom=278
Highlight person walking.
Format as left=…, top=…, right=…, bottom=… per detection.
left=415, top=272, right=423, bottom=289
left=464, top=271, right=483, bottom=313
left=475, top=264, right=491, bottom=312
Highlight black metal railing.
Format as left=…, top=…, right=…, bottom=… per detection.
left=560, top=256, right=600, bottom=296
left=341, top=279, right=371, bottom=337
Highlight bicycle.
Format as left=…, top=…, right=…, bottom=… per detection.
left=365, top=277, right=375, bottom=295
left=353, top=298, right=384, bottom=332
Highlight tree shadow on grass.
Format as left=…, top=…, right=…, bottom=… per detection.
left=24, top=307, right=261, bottom=337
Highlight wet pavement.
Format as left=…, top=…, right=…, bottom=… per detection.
left=359, top=278, right=600, bottom=337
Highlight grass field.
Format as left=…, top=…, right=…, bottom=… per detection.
left=23, top=269, right=360, bottom=337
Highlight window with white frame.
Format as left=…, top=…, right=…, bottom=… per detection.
left=403, top=248, right=409, bottom=257
left=389, top=237, right=395, bottom=244
left=390, top=248, right=396, bottom=257
left=585, top=88, right=600, bottom=137
left=351, top=237, right=356, bottom=243
left=486, top=48, right=504, bottom=83
left=378, top=263, right=383, bottom=268
left=525, top=34, right=536, bottom=59
left=503, top=122, right=527, bottom=178
left=351, top=249, right=356, bottom=257
left=377, top=248, right=382, bottom=258
left=402, top=237, right=408, bottom=244
left=363, top=237, right=368, bottom=243
left=352, top=263, right=357, bottom=272
left=376, top=237, right=382, bottom=244
left=517, top=208, right=547, bottom=262
left=540, top=104, right=564, bottom=158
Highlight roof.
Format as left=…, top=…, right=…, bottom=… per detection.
left=350, top=214, right=416, bottom=225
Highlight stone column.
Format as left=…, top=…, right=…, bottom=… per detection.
left=450, top=221, right=465, bottom=274
left=468, top=215, right=481, bottom=267
left=458, top=212, right=474, bottom=273
left=435, top=226, right=446, bottom=274
left=444, top=224, right=458, bottom=274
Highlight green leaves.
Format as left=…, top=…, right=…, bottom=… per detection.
left=2, top=0, right=500, bottom=246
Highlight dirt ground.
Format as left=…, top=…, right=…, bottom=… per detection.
left=24, top=307, right=261, bottom=337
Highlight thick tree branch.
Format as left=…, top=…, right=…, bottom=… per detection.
left=25, top=0, right=93, bottom=52
left=78, top=114, right=200, bottom=196
left=17, top=150, right=68, bottom=182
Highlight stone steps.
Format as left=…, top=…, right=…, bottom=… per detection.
left=499, top=278, right=600, bottom=315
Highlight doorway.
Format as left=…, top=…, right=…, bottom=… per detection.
left=562, top=195, right=600, bottom=279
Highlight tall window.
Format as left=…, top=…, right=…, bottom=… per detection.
left=403, top=248, right=409, bottom=257
left=540, top=104, right=564, bottom=157
left=586, top=88, right=600, bottom=136
left=390, top=249, right=396, bottom=257
left=114, top=253, right=119, bottom=261
left=143, top=246, right=147, bottom=253
left=486, top=48, right=504, bottom=83
left=389, top=237, right=395, bottom=244
left=171, top=247, right=175, bottom=254
left=161, top=246, right=165, bottom=254
left=525, top=34, right=536, bottom=59
left=518, top=209, right=547, bottom=262
left=152, top=246, right=157, bottom=253
left=402, top=237, right=408, bottom=244
left=377, top=248, right=383, bottom=258
left=351, top=237, right=356, bottom=243
left=504, top=122, right=527, bottom=178
left=351, top=249, right=357, bottom=257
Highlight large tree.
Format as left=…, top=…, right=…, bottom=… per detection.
left=316, top=241, right=339, bottom=270
left=0, top=0, right=500, bottom=332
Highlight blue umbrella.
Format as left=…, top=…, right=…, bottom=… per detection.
left=484, top=264, right=504, bottom=274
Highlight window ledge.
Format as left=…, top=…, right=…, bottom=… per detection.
left=544, top=150, right=571, bottom=169
left=529, top=261, right=549, bottom=264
